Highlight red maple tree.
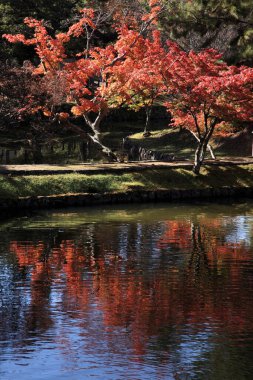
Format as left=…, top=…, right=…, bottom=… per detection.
left=107, top=30, right=167, bottom=136
left=162, top=42, right=253, bottom=173
left=3, top=1, right=163, bottom=161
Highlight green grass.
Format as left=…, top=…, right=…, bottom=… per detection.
left=129, top=128, right=200, bottom=159
left=0, top=165, right=253, bottom=200
left=0, top=173, right=138, bottom=199
left=129, top=127, right=253, bottom=159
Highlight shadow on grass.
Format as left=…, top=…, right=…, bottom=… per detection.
left=130, top=127, right=252, bottom=161
left=203, top=165, right=253, bottom=187
left=0, top=165, right=252, bottom=200
left=130, top=129, right=199, bottom=159
left=0, top=175, right=31, bottom=199
left=133, top=165, right=253, bottom=190
left=0, top=174, right=121, bottom=199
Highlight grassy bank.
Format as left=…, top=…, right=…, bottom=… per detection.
left=0, top=165, right=253, bottom=200
left=129, top=127, right=253, bottom=159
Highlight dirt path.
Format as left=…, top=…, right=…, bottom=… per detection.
left=0, top=158, right=253, bottom=175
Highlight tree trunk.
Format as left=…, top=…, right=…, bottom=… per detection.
left=79, top=141, right=86, bottom=161
left=189, top=130, right=216, bottom=159
left=24, top=149, right=29, bottom=163
left=57, top=111, right=118, bottom=162
left=31, top=141, right=43, bottom=164
left=143, top=107, right=152, bottom=137
left=207, top=144, right=216, bottom=160
left=67, top=141, right=72, bottom=157
left=88, top=132, right=118, bottom=161
left=193, top=143, right=203, bottom=175
left=86, top=140, right=90, bottom=159
left=84, top=112, right=118, bottom=162
left=193, top=135, right=212, bottom=174
left=5, top=150, right=10, bottom=164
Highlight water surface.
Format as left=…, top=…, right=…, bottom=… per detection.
left=0, top=201, right=253, bottom=380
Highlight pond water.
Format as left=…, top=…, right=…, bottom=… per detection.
left=0, top=201, right=253, bottom=380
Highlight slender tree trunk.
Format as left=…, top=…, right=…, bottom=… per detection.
left=24, top=149, right=29, bottom=163
left=67, top=141, right=72, bottom=156
left=88, top=131, right=118, bottom=161
left=192, top=118, right=217, bottom=174
left=207, top=144, right=216, bottom=160
left=189, top=130, right=216, bottom=159
left=193, top=142, right=203, bottom=175
left=84, top=112, right=118, bottom=162
left=57, top=111, right=118, bottom=162
left=143, top=107, right=152, bottom=137
left=86, top=140, right=90, bottom=159
left=31, top=140, right=43, bottom=164
left=5, top=150, right=10, bottom=164
left=193, top=140, right=211, bottom=174
left=79, top=141, right=86, bottom=161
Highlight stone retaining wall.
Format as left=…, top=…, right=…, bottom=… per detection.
left=1, top=186, right=253, bottom=213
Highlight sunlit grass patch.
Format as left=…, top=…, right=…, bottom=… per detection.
left=0, top=165, right=252, bottom=200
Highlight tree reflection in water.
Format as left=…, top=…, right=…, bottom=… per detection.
left=0, top=208, right=252, bottom=379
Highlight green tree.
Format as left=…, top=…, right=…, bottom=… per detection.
left=160, top=0, right=253, bottom=64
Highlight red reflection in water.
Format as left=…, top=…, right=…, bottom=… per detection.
left=9, top=218, right=253, bottom=358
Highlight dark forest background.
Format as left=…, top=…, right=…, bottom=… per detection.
left=1, top=0, right=253, bottom=65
